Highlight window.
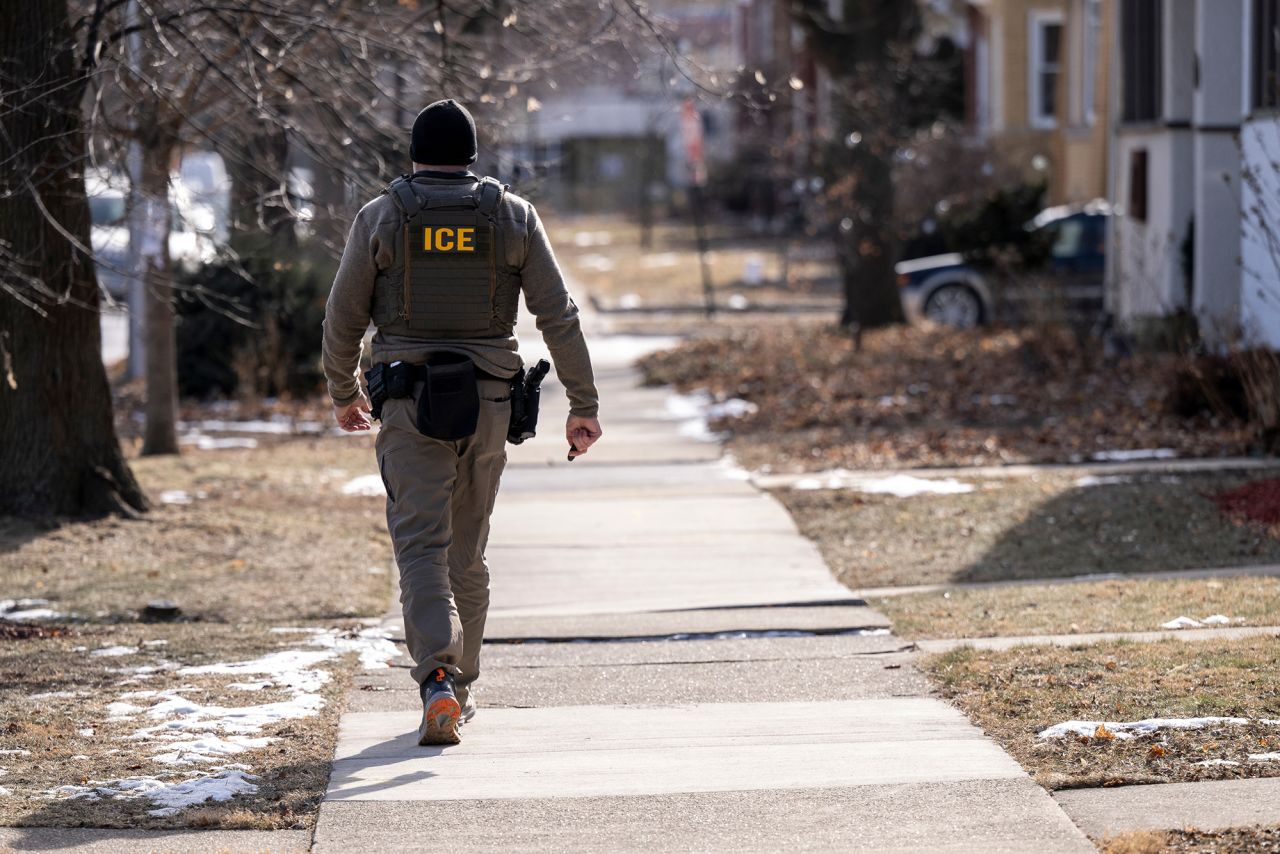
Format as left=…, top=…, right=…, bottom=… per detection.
left=1121, top=0, right=1162, bottom=122
left=1256, top=0, right=1280, bottom=109
left=1029, top=12, right=1064, bottom=128
left=1129, top=149, right=1149, bottom=223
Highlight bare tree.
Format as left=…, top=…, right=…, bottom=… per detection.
left=0, top=0, right=148, bottom=516
left=1, top=0, right=661, bottom=515
left=791, top=0, right=963, bottom=329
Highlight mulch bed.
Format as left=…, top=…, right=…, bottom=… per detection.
left=1216, top=478, right=1280, bottom=527
left=638, top=322, right=1260, bottom=472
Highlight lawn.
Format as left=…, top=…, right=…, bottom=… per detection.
left=879, top=575, right=1280, bottom=639
left=926, top=637, right=1280, bottom=790
left=638, top=322, right=1258, bottom=471
left=1102, top=827, right=1280, bottom=853
left=0, top=432, right=394, bottom=829
left=773, top=471, right=1280, bottom=590
left=543, top=215, right=840, bottom=310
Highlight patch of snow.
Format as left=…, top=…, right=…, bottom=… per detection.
left=151, top=735, right=271, bottom=765
left=1090, top=448, right=1177, bottom=462
left=571, top=230, right=612, bottom=248
left=576, top=253, right=615, bottom=273
left=1, top=597, right=50, bottom=611
left=106, top=702, right=146, bottom=718
left=0, top=787, right=10, bottom=797
left=189, top=419, right=293, bottom=435
left=77, top=728, right=94, bottom=737
left=2, top=608, right=64, bottom=621
left=851, top=475, right=974, bottom=497
left=341, top=474, right=386, bottom=497
left=639, top=253, right=677, bottom=268
left=269, top=627, right=326, bottom=635
left=227, top=681, right=273, bottom=691
left=48, top=769, right=260, bottom=817
left=1196, top=758, right=1241, bottom=767
left=1248, top=752, right=1280, bottom=762
left=1075, top=475, right=1133, bottom=487
left=159, top=490, right=193, bottom=505
left=307, top=627, right=400, bottom=670
left=179, top=649, right=337, bottom=693
left=618, top=293, right=642, bottom=310
left=1038, top=717, right=1280, bottom=740
left=143, top=639, right=169, bottom=647
left=1161, top=617, right=1203, bottom=630
left=1201, top=614, right=1232, bottom=625
left=91, top=645, right=139, bottom=657
left=0, top=750, right=30, bottom=756
left=179, top=434, right=258, bottom=450
left=130, top=691, right=327, bottom=738
left=786, top=470, right=975, bottom=496
left=662, top=392, right=756, bottom=444
left=726, top=293, right=749, bottom=311
left=29, top=691, right=81, bottom=700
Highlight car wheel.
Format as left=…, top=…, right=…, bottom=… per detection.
left=923, top=284, right=983, bottom=329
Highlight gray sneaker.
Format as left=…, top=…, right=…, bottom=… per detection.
left=418, top=667, right=461, bottom=746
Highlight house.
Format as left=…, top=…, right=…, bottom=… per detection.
left=965, top=0, right=1111, bottom=204
left=1108, top=0, right=1280, bottom=346
left=501, top=1, right=738, bottom=213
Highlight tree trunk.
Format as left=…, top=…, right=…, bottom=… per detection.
left=138, top=124, right=180, bottom=456
left=0, top=0, right=148, bottom=517
left=839, top=146, right=905, bottom=328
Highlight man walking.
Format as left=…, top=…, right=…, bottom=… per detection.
left=322, top=99, right=602, bottom=745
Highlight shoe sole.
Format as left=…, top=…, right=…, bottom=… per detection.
left=419, top=695, right=462, bottom=746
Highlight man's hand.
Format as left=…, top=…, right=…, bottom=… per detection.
left=566, top=415, right=602, bottom=460
left=334, top=395, right=373, bottom=432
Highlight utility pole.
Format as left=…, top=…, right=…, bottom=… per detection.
left=681, top=98, right=715, bottom=318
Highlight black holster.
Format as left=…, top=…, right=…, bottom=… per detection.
left=508, top=359, right=551, bottom=445
left=365, top=355, right=479, bottom=441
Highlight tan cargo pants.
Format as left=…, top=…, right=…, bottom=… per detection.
left=375, top=375, right=510, bottom=706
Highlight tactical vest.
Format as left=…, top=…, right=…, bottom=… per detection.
left=370, top=175, right=520, bottom=339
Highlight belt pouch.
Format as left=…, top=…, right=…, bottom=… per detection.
left=416, top=356, right=479, bottom=441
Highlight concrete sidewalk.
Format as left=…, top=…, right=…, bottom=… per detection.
left=313, top=325, right=1093, bottom=853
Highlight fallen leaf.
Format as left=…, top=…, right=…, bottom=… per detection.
left=1093, top=724, right=1117, bottom=741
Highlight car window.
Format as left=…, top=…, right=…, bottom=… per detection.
left=1049, top=218, right=1085, bottom=259
left=89, top=195, right=126, bottom=226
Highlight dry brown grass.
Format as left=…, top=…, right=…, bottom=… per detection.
left=879, top=576, right=1280, bottom=640
left=0, top=622, right=362, bottom=830
left=1103, top=827, right=1280, bottom=853
left=926, top=637, right=1280, bottom=790
left=543, top=215, right=840, bottom=308
left=0, top=434, right=400, bottom=830
left=775, top=472, right=1280, bottom=590
left=0, top=435, right=391, bottom=622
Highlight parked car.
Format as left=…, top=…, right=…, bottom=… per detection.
left=896, top=200, right=1110, bottom=328
left=87, top=169, right=219, bottom=299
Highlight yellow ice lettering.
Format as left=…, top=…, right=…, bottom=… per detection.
left=421, top=227, right=476, bottom=252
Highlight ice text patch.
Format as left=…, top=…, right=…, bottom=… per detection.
left=422, top=227, right=476, bottom=252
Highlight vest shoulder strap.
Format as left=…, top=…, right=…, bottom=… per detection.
left=384, top=176, right=424, bottom=219
left=476, top=176, right=507, bottom=217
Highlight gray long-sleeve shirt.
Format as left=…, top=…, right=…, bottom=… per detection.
left=321, top=173, right=599, bottom=417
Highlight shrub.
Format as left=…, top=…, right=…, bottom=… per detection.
left=176, top=250, right=334, bottom=399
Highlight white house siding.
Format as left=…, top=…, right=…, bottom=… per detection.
left=1240, top=116, right=1280, bottom=346
left=1114, top=129, right=1195, bottom=318
left=1191, top=0, right=1246, bottom=338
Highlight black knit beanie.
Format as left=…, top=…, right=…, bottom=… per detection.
left=409, top=99, right=478, bottom=166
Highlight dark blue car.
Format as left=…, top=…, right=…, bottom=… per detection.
left=896, top=201, right=1110, bottom=328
